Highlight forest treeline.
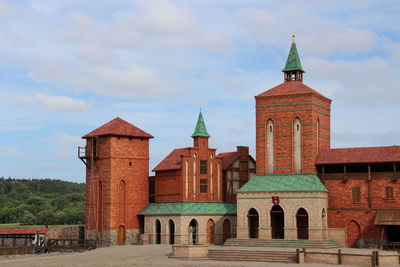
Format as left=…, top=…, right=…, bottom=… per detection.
left=0, top=177, right=85, bottom=225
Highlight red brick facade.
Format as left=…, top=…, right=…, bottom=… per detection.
left=82, top=118, right=152, bottom=245
left=255, top=81, right=331, bottom=174
left=318, top=166, right=400, bottom=247
left=153, top=136, right=223, bottom=202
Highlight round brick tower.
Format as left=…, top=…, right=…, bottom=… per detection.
left=79, top=117, right=153, bottom=246
left=255, top=39, right=331, bottom=174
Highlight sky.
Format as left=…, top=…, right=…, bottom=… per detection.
left=0, top=0, right=399, bottom=183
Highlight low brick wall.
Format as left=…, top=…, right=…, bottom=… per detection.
left=171, top=244, right=208, bottom=259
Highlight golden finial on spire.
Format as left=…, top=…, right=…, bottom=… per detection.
left=292, top=29, right=300, bottom=43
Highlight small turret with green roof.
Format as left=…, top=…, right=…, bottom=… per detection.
left=191, top=111, right=210, bottom=138
left=282, top=37, right=305, bottom=82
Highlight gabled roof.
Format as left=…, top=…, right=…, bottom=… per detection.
left=139, top=201, right=236, bottom=215
left=217, top=151, right=255, bottom=170
left=282, top=41, right=305, bottom=72
left=82, top=117, right=153, bottom=139
left=316, top=146, right=400, bottom=165
left=0, top=228, right=51, bottom=235
left=256, top=81, right=330, bottom=102
left=238, top=174, right=327, bottom=193
left=152, top=148, right=191, bottom=172
left=191, top=112, right=210, bottom=138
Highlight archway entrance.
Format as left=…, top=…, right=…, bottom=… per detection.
left=117, top=225, right=126, bottom=245
left=296, top=208, right=309, bottom=240
left=189, top=219, right=198, bottom=244
left=346, top=220, right=361, bottom=247
left=271, top=205, right=284, bottom=239
left=248, top=208, right=259, bottom=238
left=223, top=219, right=231, bottom=243
left=155, top=219, right=161, bottom=244
left=169, top=220, right=175, bottom=244
left=206, top=219, right=215, bottom=244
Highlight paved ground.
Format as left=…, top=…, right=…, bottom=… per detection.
left=0, top=245, right=398, bottom=267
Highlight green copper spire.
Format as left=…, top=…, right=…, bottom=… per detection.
left=282, top=41, right=305, bottom=73
left=191, top=111, right=210, bottom=138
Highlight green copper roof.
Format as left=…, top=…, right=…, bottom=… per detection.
left=282, top=42, right=305, bottom=73
left=238, top=174, right=327, bottom=193
left=191, top=111, right=211, bottom=138
left=139, top=201, right=236, bottom=215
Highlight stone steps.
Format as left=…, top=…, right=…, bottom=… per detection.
left=208, top=249, right=297, bottom=263
left=224, top=238, right=341, bottom=249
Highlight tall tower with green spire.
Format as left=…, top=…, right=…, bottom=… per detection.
left=282, top=38, right=305, bottom=82
left=192, top=111, right=210, bottom=148
left=254, top=36, right=331, bottom=175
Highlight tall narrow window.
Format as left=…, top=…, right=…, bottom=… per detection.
left=92, top=138, right=97, bottom=157
left=193, top=154, right=197, bottom=199
left=293, top=117, right=302, bottom=173
left=316, top=118, right=320, bottom=153
left=200, top=160, right=207, bottom=174
left=200, top=179, right=207, bottom=193
left=119, top=180, right=126, bottom=224
left=385, top=186, right=394, bottom=200
left=352, top=187, right=361, bottom=203
left=217, top=162, right=221, bottom=200
left=185, top=160, right=189, bottom=199
left=210, top=155, right=213, bottom=200
left=266, top=119, right=274, bottom=174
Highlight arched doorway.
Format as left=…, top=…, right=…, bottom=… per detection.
left=117, top=225, right=126, bottom=245
left=155, top=219, right=161, bottom=244
left=206, top=219, right=215, bottom=244
left=296, top=208, right=309, bottom=240
left=189, top=219, right=198, bottom=244
left=248, top=208, right=259, bottom=238
left=271, top=205, right=284, bottom=239
left=169, top=219, right=175, bottom=244
left=347, top=220, right=361, bottom=247
left=223, top=219, right=231, bottom=243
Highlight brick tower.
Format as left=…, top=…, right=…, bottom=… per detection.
left=79, top=117, right=153, bottom=246
left=255, top=39, right=331, bottom=174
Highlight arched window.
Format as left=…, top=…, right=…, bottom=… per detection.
left=193, top=154, right=197, bottom=200
left=293, top=117, right=302, bottom=173
left=266, top=119, right=274, bottom=174
left=97, top=180, right=103, bottom=233
left=210, top=155, right=213, bottom=199
left=352, top=187, right=361, bottom=203
left=217, top=162, right=221, bottom=200
left=316, top=118, right=320, bottom=153
left=119, top=180, right=126, bottom=224
left=385, top=186, right=394, bottom=200
left=185, top=160, right=189, bottom=199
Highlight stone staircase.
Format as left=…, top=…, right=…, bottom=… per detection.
left=208, top=249, right=297, bottom=263
left=224, top=238, right=341, bottom=249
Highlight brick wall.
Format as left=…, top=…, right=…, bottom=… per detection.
left=255, top=93, right=331, bottom=175
left=84, top=135, right=150, bottom=245
left=154, top=137, right=223, bottom=202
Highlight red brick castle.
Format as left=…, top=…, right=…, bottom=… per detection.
left=80, top=38, right=400, bottom=248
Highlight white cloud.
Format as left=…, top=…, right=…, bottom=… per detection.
left=304, top=57, right=400, bottom=104
left=57, top=132, right=83, bottom=147
left=21, top=92, right=89, bottom=111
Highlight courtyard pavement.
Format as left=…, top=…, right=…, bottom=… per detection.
left=0, top=244, right=399, bottom=267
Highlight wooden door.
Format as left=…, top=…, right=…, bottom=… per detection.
left=206, top=219, right=215, bottom=244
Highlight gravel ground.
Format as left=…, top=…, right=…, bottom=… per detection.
left=0, top=245, right=398, bottom=267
